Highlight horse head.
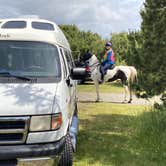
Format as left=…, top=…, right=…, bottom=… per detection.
left=81, top=51, right=93, bottom=62
left=87, top=54, right=99, bottom=67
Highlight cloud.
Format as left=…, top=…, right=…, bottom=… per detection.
left=0, top=0, right=144, bottom=38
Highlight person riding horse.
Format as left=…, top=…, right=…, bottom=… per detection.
left=100, top=42, right=115, bottom=82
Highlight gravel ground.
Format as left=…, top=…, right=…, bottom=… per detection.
left=78, top=92, right=158, bottom=105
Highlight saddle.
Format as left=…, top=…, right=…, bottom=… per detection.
left=108, top=64, right=115, bottom=70
left=99, top=64, right=115, bottom=72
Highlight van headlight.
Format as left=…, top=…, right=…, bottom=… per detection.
left=30, top=113, right=62, bottom=132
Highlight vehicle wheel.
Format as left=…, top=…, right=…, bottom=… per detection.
left=58, top=134, right=73, bottom=166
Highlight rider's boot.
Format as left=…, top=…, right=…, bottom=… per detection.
left=99, top=73, right=104, bottom=83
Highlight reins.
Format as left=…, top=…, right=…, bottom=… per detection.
left=89, top=62, right=100, bottom=68
left=89, top=62, right=100, bottom=72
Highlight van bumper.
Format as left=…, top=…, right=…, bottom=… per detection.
left=0, top=136, right=65, bottom=160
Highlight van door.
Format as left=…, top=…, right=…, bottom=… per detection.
left=60, top=48, right=76, bottom=121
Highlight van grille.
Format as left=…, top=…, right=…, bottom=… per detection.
left=0, top=117, right=30, bottom=144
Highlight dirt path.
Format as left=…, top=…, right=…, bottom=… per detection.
left=78, top=92, right=152, bottom=105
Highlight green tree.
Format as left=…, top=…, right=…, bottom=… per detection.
left=140, top=0, right=166, bottom=96
left=126, top=31, right=143, bottom=68
left=111, top=32, right=129, bottom=65
left=59, top=25, right=105, bottom=60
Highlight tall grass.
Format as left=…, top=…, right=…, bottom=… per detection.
left=134, top=105, right=166, bottom=164
left=74, top=102, right=166, bottom=166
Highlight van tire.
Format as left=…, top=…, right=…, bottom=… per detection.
left=58, top=134, right=73, bottom=166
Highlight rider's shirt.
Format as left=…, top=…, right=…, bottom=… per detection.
left=103, top=49, right=115, bottom=65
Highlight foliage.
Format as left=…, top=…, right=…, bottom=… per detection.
left=135, top=105, right=166, bottom=164
left=59, top=25, right=105, bottom=61
left=111, top=32, right=129, bottom=65
left=139, top=0, right=166, bottom=96
left=126, top=31, right=143, bottom=68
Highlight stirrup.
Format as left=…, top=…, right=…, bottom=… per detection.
left=109, top=65, right=115, bottom=70
left=98, top=77, right=104, bottom=83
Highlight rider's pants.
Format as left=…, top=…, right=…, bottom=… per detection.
left=100, top=63, right=113, bottom=80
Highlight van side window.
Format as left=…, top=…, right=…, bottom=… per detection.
left=68, top=51, right=75, bottom=67
left=60, top=48, right=67, bottom=78
left=2, top=21, right=26, bottom=29
left=63, top=49, right=74, bottom=72
left=32, top=22, right=54, bottom=31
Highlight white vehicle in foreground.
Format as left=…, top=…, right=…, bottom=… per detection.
left=0, top=18, right=86, bottom=166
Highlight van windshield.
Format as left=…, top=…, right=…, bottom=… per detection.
left=0, top=41, right=61, bottom=79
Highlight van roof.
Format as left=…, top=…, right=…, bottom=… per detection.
left=0, top=18, right=70, bottom=50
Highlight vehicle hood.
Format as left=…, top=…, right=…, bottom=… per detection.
left=0, top=83, right=59, bottom=116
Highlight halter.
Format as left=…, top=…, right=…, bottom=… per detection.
left=89, top=62, right=100, bottom=68
left=88, top=61, right=100, bottom=73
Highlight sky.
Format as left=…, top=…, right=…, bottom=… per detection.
left=0, top=0, right=145, bottom=38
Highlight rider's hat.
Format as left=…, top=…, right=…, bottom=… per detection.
left=105, top=41, right=112, bottom=47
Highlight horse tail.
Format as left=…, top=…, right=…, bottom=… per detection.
left=129, top=66, right=138, bottom=84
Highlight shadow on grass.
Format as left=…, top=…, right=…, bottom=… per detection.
left=75, top=111, right=166, bottom=166
left=75, top=114, right=138, bottom=165
left=78, top=100, right=127, bottom=104
left=79, top=81, right=94, bottom=85
left=80, top=81, right=123, bottom=87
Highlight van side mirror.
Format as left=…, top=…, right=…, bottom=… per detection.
left=71, top=67, right=89, bottom=80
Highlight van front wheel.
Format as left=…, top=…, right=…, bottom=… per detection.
left=57, top=134, right=73, bottom=166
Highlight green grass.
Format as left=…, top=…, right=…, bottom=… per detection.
left=74, top=102, right=149, bottom=166
left=74, top=102, right=166, bottom=166
left=77, top=82, right=124, bottom=93
left=134, top=106, right=166, bottom=165
left=19, top=160, right=52, bottom=166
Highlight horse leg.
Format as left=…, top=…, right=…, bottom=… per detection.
left=123, top=85, right=129, bottom=103
left=94, top=79, right=100, bottom=102
left=128, top=83, right=132, bottom=103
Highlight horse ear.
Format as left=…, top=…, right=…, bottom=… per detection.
left=88, top=52, right=93, bottom=58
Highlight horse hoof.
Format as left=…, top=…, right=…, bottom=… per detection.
left=95, top=99, right=99, bottom=102
left=96, top=98, right=101, bottom=102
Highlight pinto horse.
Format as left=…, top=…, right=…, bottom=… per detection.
left=85, top=54, right=137, bottom=103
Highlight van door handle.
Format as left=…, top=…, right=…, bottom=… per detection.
left=69, top=83, right=73, bottom=87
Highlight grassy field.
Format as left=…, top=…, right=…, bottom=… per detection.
left=74, top=102, right=150, bottom=166
left=19, top=83, right=166, bottom=166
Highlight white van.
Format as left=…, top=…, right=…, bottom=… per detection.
left=0, top=18, right=86, bottom=166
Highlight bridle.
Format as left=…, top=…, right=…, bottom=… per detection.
left=89, top=61, right=100, bottom=68
left=88, top=61, right=100, bottom=73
